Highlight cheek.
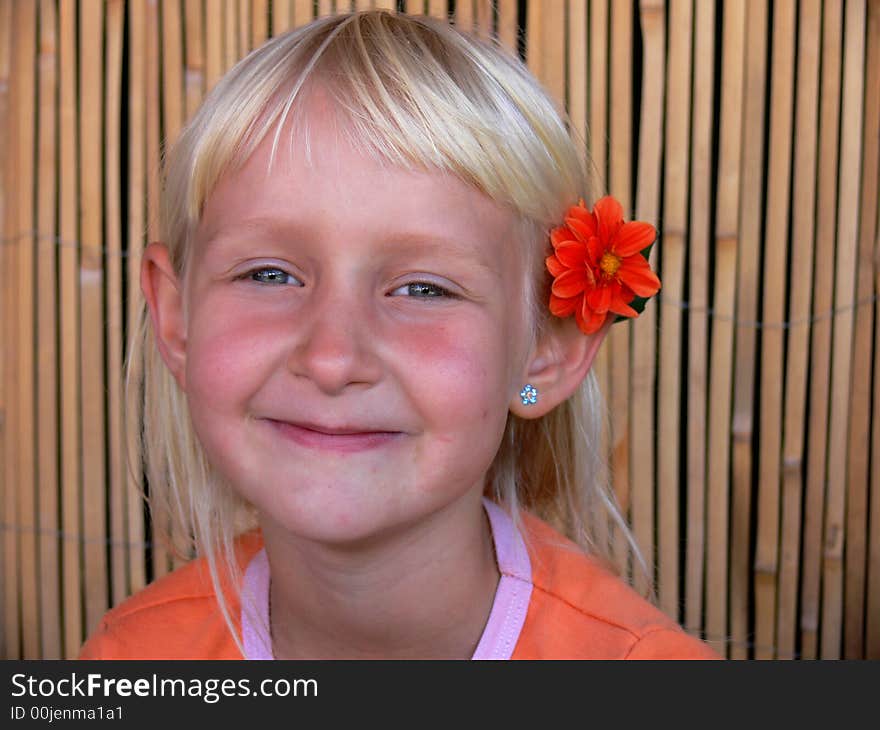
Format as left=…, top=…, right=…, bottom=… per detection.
left=184, top=303, right=278, bottom=409
left=396, top=320, right=512, bottom=433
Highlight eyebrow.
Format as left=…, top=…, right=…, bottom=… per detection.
left=203, top=217, right=501, bottom=273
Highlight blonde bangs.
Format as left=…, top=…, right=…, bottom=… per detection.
left=161, top=11, right=587, bottom=273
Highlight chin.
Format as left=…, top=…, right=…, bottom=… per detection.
left=254, top=493, right=412, bottom=549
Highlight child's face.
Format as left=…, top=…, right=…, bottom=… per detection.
left=178, top=104, right=532, bottom=545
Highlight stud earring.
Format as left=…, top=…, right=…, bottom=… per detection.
left=519, top=384, right=538, bottom=406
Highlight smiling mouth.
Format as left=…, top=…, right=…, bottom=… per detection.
left=265, top=419, right=402, bottom=453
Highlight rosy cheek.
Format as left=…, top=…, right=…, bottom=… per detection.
left=186, top=313, right=269, bottom=400
left=396, top=321, right=506, bottom=416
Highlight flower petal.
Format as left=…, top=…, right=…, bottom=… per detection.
left=617, top=255, right=661, bottom=297
left=612, top=221, right=656, bottom=257
left=554, top=241, right=588, bottom=269
left=593, top=196, right=624, bottom=243
left=566, top=201, right=594, bottom=226
left=549, top=293, right=578, bottom=317
left=586, top=283, right=612, bottom=314
left=545, top=254, right=566, bottom=277
left=551, top=268, right=590, bottom=297
left=608, top=286, right=639, bottom=318
left=565, top=216, right=596, bottom=243
left=550, top=226, right=576, bottom=248
left=586, top=235, right=605, bottom=268
left=575, top=296, right=606, bottom=335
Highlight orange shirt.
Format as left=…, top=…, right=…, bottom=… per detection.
left=79, top=511, right=718, bottom=660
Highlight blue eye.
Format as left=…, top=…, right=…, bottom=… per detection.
left=247, top=268, right=302, bottom=286
left=390, top=282, right=451, bottom=298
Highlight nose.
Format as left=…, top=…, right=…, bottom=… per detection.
left=286, top=286, right=383, bottom=395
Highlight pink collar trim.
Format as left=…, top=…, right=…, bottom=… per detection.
left=241, top=498, right=533, bottom=660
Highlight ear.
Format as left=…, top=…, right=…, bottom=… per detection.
left=509, top=316, right=612, bottom=418
left=141, top=242, right=188, bottom=390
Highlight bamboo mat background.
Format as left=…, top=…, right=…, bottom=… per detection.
left=1, top=0, right=878, bottom=660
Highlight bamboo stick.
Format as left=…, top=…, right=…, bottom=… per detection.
left=404, top=1, right=425, bottom=16
left=456, top=0, right=474, bottom=32
left=631, top=0, right=664, bottom=599
left=294, top=0, right=313, bottom=25
left=12, top=0, right=38, bottom=662
left=374, top=0, right=397, bottom=12
left=524, top=0, right=541, bottom=83
left=685, top=0, right=713, bottom=639
left=534, top=0, right=564, bottom=110
left=754, top=0, right=795, bottom=660
left=185, top=0, right=206, bottom=120
left=568, top=0, right=587, bottom=166
left=728, top=0, right=766, bottom=660
left=318, top=0, right=333, bottom=19
left=608, top=0, right=633, bottom=578
left=589, top=0, right=607, bottom=183
left=799, top=0, right=842, bottom=661
left=475, top=0, right=492, bottom=39
left=147, top=0, right=171, bottom=581
left=427, top=0, right=447, bottom=21
left=867, top=0, right=880, bottom=661
left=36, top=0, right=60, bottom=658
left=706, top=0, right=747, bottom=657
left=162, top=0, right=185, bottom=149
left=843, top=0, right=879, bottom=658
left=820, top=0, right=865, bottom=659
left=496, top=0, right=517, bottom=54
left=252, top=0, right=268, bottom=47
left=106, top=0, right=127, bottom=610
left=126, top=0, right=148, bottom=600
left=205, top=1, right=224, bottom=91
left=0, top=0, right=7, bottom=659
left=58, top=0, right=82, bottom=659
left=0, top=0, right=18, bottom=660
left=79, top=0, right=109, bottom=638
left=272, top=0, right=291, bottom=34
left=238, top=0, right=250, bottom=55
left=777, top=0, right=821, bottom=661
left=224, top=0, right=238, bottom=71
left=658, top=0, right=691, bottom=620
left=869, top=205, right=880, bottom=658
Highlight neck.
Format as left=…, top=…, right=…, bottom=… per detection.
left=258, top=492, right=499, bottom=659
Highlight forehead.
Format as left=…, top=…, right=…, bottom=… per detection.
left=196, top=98, right=525, bottom=266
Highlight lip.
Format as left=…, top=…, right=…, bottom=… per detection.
left=265, top=419, right=402, bottom=453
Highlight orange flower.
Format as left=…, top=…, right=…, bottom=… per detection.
left=545, top=196, right=661, bottom=335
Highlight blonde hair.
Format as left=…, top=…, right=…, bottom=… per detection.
left=131, top=10, right=646, bottom=651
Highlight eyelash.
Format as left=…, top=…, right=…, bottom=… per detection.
left=389, top=282, right=454, bottom=299
left=241, top=267, right=303, bottom=286
left=239, top=268, right=456, bottom=300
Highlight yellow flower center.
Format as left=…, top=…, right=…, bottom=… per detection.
left=600, top=252, right=621, bottom=277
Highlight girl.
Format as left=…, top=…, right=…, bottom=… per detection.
left=80, top=10, right=716, bottom=660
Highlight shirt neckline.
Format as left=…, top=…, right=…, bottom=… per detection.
left=241, top=498, right=533, bottom=660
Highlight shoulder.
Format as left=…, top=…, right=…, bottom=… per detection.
left=78, top=533, right=262, bottom=660
left=513, top=514, right=719, bottom=660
